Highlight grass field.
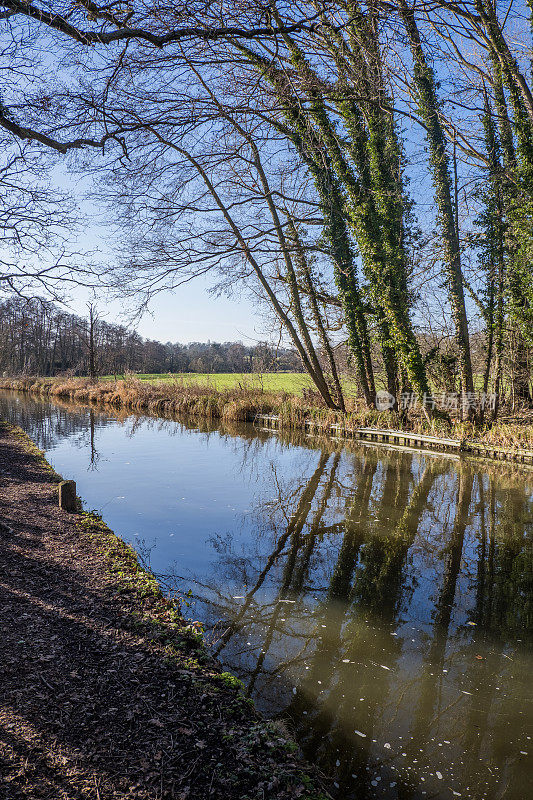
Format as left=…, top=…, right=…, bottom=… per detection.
left=101, top=372, right=327, bottom=394
left=102, top=371, right=503, bottom=395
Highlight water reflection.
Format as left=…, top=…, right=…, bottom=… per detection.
left=1, top=391, right=531, bottom=800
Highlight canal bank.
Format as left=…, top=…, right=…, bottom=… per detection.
left=1, top=376, right=533, bottom=464
left=0, top=421, right=329, bottom=800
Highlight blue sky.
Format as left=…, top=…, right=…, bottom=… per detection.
left=53, top=168, right=262, bottom=344
left=69, top=274, right=261, bottom=343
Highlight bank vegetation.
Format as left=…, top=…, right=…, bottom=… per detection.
left=2, top=375, right=533, bottom=451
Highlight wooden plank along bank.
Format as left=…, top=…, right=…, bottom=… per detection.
left=253, top=415, right=533, bottom=465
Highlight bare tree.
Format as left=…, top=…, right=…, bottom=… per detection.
left=0, top=0, right=531, bottom=413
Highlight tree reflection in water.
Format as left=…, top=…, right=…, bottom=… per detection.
left=197, top=448, right=532, bottom=800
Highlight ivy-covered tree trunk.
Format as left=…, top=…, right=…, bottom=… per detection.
left=310, top=158, right=376, bottom=406
left=398, top=0, right=475, bottom=412
left=492, top=259, right=505, bottom=420
left=490, top=50, right=533, bottom=350
left=477, top=94, right=506, bottom=420
left=269, top=13, right=433, bottom=411
left=479, top=0, right=533, bottom=126
left=236, top=42, right=376, bottom=407
left=488, top=61, right=514, bottom=418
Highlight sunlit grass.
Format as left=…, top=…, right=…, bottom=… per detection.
left=100, top=372, right=361, bottom=395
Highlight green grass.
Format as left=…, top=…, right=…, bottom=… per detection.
left=101, top=372, right=321, bottom=394
left=102, top=370, right=505, bottom=397
left=101, top=371, right=366, bottom=396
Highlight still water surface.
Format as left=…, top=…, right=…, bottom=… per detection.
left=1, top=391, right=532, bottom=800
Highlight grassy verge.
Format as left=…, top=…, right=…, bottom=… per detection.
left=0, top=375, right=532, bottom=450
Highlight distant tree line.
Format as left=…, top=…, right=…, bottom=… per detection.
left=0, top=298, right=302, bottom=377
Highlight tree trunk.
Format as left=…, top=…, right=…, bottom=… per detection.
left=398, top=0, right=475, bottom=413
left=87, top=303, right=97, bottom=381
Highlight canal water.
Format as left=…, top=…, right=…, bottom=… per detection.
left=1, top=391, right=531, bottom=800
